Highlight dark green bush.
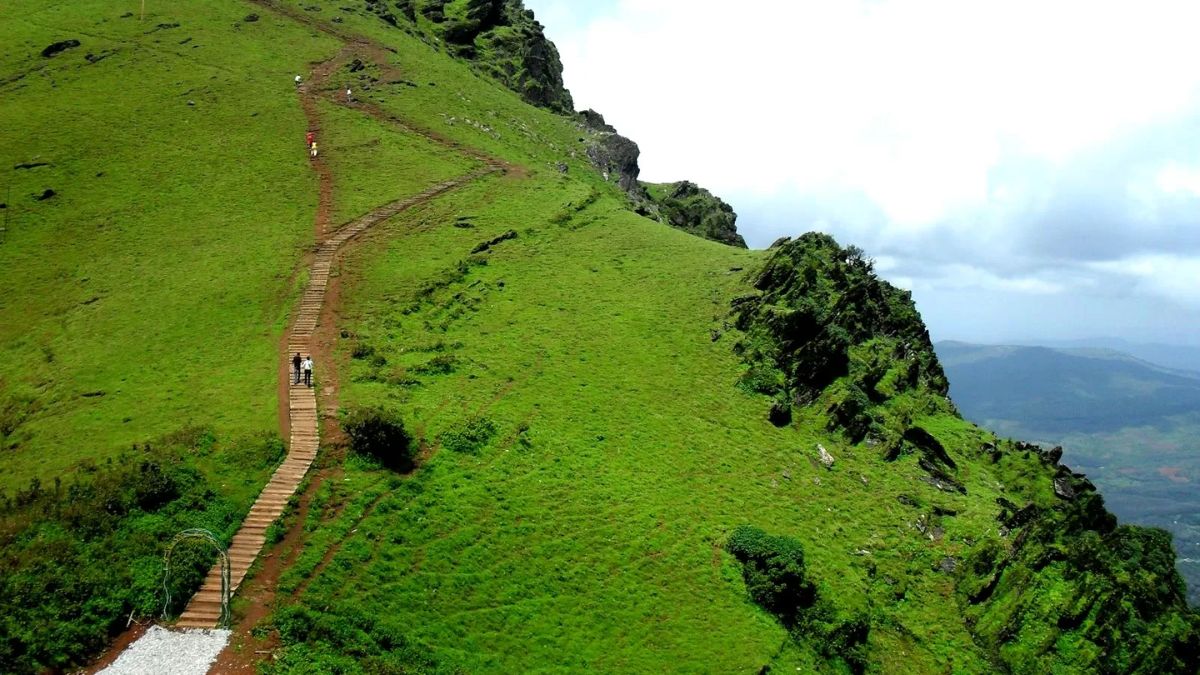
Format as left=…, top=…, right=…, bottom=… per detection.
left=415, top=354, right=457, bottom=375
left=341, top=406, right=415, bottom=471
left=727, top=525, right=815, bottom=624
left=440, top=416, right=497, bottom=455
left=728, top=525, right=869, bottom=673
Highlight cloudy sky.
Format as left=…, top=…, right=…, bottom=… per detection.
left=525, top=0, right=1200, bottom=347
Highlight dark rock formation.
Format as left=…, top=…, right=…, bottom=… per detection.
left=578, top=109, right=616, bottom=133
left=646, top=181, right=747, bottom=248
left=585, top=132, right=641, bottom=194
left=366, top=0, right=573, bottom=113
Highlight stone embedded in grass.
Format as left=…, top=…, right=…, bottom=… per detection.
left=818, top=444, right=835, bottom=469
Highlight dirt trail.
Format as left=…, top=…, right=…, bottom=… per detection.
left=87, top=2, right=518, bottom=670
left=171, top=0, right=512, bottom=644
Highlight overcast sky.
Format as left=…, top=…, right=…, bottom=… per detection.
left=526, top=0, right=1200, bottom=347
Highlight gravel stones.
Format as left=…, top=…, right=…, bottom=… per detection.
left=101, top=626, right=230, bottom=675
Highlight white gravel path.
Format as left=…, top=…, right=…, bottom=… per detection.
left=100, top=626, right=230, bottom=675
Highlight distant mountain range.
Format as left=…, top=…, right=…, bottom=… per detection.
left=937, top=340, right=1200, bottom=435
left=1015, top=337, right=1200, bottom=374
left=937, top=340, right=1200, bottom=605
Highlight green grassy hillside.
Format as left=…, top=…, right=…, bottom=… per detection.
left=1, top=1, right=1197, bottom=673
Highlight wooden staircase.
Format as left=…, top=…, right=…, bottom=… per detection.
left=175, top=359, right=319, bottom=629
left=174, top=173, right=502, bottom=630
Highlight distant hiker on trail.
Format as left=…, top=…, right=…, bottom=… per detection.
left=345, top=87, right=353, bottom=103
left=305, top=131, right=314, bottom=147
left=303, top=356, right=313, bottom=387
left=294, top=74, right=302, bottom=86
left=310, top=141, right=318, bottom=159
left=292, top=352, right=302, bottom=385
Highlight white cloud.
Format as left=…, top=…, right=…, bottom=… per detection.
left=1089, top=255, right=1200, bottom=307
left=537, top=0, right=1200, bottom=226
left=528, top=0, right=1200, bottom=341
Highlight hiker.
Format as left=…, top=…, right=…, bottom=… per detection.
left=292, top=352, right=302, bottom=385
left=294, top=74, right=302, bottom=86
left=345, top=87, right=353, bottom=103
left=303, top=356, right=313, bottom=387
left=310, top=141, right=318, bottom=159
left=305, top=131, right=314, bottom=148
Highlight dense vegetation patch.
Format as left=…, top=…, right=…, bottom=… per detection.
left=727, top=525, right=868, bottom=672
left=734, top=233, right=946, bottom=434
left=0, top=430, right=283, bottom=673
left=342, top=405, right=416, bottom=471
left=264, top=604, right=450, bottom=673
left=642, top=181, right=747, bottom=248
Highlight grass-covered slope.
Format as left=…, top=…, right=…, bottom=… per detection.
left=2, top=1, right=1197, bottom=673
left=0, top=2, right=332, bottom=489
left=251, top=7, right=1198, bottom=672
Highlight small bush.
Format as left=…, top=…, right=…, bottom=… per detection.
left=414, top=354, right=457, bottom=375
left=727, top=525, right=815, bottom=624
left=440, top=416, right=496, bottom=455
left=728, top=525, right=869, bottom=673
left=341, top=406, right=415, bottom=471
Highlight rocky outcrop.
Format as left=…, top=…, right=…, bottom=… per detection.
left=645, top=180, right=747, bottom=248
left=369, top=0, right=574, bottom=113
left=585, top=132, right=642, bottom=194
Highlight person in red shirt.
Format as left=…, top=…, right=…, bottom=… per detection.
left=305, top=131, right=314, bottom=147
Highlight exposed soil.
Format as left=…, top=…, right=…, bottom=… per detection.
left=83, top=622, right=151, bottom=673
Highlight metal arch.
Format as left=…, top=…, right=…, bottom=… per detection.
left=161, top=528, right=231, bottom=627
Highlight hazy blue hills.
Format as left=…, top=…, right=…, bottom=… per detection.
left=937, top=341, right=1200, bottom=435
left=938, top=340, right=1200, bottom=605
left=1026, top=337, right=1200, bottom=374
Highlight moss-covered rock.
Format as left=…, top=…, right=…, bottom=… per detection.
left=370, top=0, right=574, bottom=113
left=643, top=180, right=747, bottom=248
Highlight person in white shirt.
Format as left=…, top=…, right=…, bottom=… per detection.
left=303, top=356, right=314, bottom=387
left=294, top=74, right=302, bottom=86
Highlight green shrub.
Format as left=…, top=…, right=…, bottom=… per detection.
left=341, top=406, right=415, bottom=471
left=415, top=354, right=457, bottom=375
left=726, top=525, right=815, bottom=624
left=440, top=416, right=497, bottom=455
left=728, top=525, right=869, bottom=673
